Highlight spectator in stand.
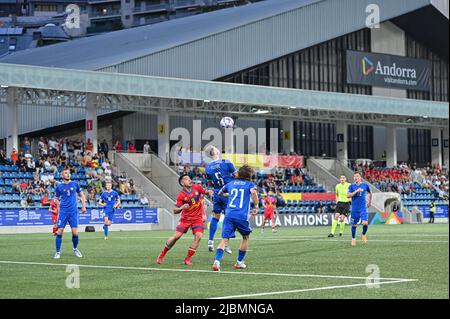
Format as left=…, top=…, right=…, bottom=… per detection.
left=21, top=196, right=28, bottom=209
left=60, top=138, right=68, bottom=158
left=48, top=137, right=58, bottom=156
left=38, top=137, right=47, bottom=156
left=41, top=191, right=50, bottom=207
left=128, top=179, right=135, bottom=194
left=23, top=137, right=31, bottom=154
left=85, top=138, right=94, bottom=155
left=12, top=179, right=21, bottom=193
left=143, top=141, right=151, bottom=154
left=140, top=194, right=149, bottom=206
left=18, top=152, right=27, bottom=172
left=0, top=149, right=6, bottom=164
left=114, top=141, right=122, bottom=152
left=25, top=155, right=35, bottom=172
left=20, top=179, right=29, bottom=194
left=26, top=194, right=33, bottom=207
left=67, top=140, right=75, bottom=158
left=100, top=139, right=109, bottom=158
left=128, top=142, right=136, bottom=153
left=10, top=148, right=18, bottom=165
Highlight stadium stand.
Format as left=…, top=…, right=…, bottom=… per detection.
left=0, top=137, right=149, bottom=210
left=351, top=161, right=449, bottom=214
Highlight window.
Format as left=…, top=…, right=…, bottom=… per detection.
left=219, top=29, right=371, bottom=96
left=294, top=122, right=336, bottom=157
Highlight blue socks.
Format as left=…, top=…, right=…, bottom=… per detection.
left=351, top=226, right=357, bottom=239
left=362, top=225, right=368, bottom=235
left=72, top=235, right=79, bottom=249
left=215, top=248, right=224, bottom=263
left=103, top=224, right=109, bottom=237
left=238, top=250, right=246, bottom=263
left=55, top=234, right=62, bottom=252
left=209, top=217, right=219, bottom=241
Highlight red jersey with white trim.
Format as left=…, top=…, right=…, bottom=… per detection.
left=176, top=184, right=206, bottom=222
left=49, top=198, right=59, bottom=215
left=264, top=196, right=277, bottom=213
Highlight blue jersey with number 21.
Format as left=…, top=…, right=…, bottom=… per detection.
left=220, top=180, right=256, bottom=220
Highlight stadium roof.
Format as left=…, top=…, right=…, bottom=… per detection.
left=0, top=0, right=447, bottom=80
left=0, top=63, right=448, bottom=125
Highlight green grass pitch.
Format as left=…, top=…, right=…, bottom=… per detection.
left=0, top=224, right=448, bottom=299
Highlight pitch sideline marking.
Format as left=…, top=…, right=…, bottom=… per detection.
left=209, top=279, right=417, bottom=299
left=0, top=260, right=417, bottom=282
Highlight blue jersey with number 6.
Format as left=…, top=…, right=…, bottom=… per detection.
left=220, top=180, right=256, bottom=220
left=205, top=159, right=236, bottom=192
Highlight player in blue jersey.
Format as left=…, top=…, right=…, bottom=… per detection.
left=98, top=181, right=120, bottom=240
left=54, top=167, right=87, bottom=259
left=212, top=165, right=259, bottom=271
left=347, top=172, right=372, bottom=246
left=205, top=145, right=237, bottom=253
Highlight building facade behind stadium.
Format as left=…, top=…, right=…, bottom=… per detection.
left=0, top=0, right=448, bottom=168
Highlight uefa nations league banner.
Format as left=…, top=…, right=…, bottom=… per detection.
left=346, top=50, right=431, bottom=91
left=250, top=213, right=335, bottom=228
left=0, top=208, right=158, bottom=227
left=249, top=212, right=403, bottom=228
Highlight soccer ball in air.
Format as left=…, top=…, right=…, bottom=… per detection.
left=220, top=117, right=234, bottom=129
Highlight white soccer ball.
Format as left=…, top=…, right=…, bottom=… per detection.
left=220, top=116, right=234, bottom=129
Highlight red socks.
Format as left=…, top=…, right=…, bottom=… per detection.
left=185, top=248, right=196, bottom=261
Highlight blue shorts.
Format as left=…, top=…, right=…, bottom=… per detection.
left=222, top=217, right=252, bottom=239
left=57, top=213, right=79, bottom=229
left=350, top=211, right=369, bottom=225
left=103, top=210, right=115, bottom=222
left=213, top=193, right=228, bottom=214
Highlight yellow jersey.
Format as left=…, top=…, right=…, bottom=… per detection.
left=335, top=182, right=350, bottom=203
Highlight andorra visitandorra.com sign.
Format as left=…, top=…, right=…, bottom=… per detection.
left=346, top=50, right=431, bottom=91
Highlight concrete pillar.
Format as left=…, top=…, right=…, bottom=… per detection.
left=281, top=119, right=294, bottom=154
left=6, top=87, right=19, bottom=157
left=386, top=126, right=397, bottom=168
left=157, top=111, right=170, bottom=163
left=443, top=128, right=449, bottom=169
left=85, top=93, right=98, bottom=155
left=371, top=21, right=407, bottom=99
left=268, top=127, right=279, bottom=155
left=431, top=128, right=442, bottom=167
left=336, top=122, right=348, bottom=163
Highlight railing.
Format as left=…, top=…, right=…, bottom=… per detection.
left=88, top=0, right=121, bottom=4
left=173, top=0, right=200, bottom=8
left=133, top=4, right=169, bottom=13
left=90, top=9, right=122, bottom=18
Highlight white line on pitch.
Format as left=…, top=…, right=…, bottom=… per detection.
left=209, top=279, right=418, bottom=299
left=0, top=260, right=416, bottom=282
left=1, top=233, right=448, bottom=241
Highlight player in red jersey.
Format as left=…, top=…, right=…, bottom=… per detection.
left=49, top=196, right=60, bottom=235
left=262, top=191, right=278, bottom=233
left=156, top=174, right=213, bottom=266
